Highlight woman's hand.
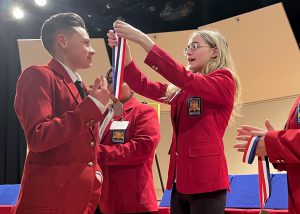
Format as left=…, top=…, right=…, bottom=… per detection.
left=107, top=30, right=118, bottom=48
left=113, top=20, right=155, bottom=53
left=107, top=29, right=133, bottom=66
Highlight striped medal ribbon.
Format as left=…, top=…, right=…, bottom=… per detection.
left=243, top=135, right=271, bottom=212
left=112, top=35, right=126, bottom=99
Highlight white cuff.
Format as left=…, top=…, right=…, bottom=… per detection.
left=88, top=95, right=108, bottom=114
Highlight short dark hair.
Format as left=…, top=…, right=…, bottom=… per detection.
left=40, top=12, right=86, bottom=54
left=105, top=67, right=113, bottom=80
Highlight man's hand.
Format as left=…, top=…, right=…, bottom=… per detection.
left=89, top=76, right=110, bottom=106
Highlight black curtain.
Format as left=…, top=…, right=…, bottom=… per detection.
left=0, top=19, right=27, bottom=184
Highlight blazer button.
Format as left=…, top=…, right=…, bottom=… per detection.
left=175, top=152, right=178, bottom=156
left=275, top=160, right=281, bottom=163
left=90, top=141, right=95, bottom=147
left=87, top=162, right=94, bottom=167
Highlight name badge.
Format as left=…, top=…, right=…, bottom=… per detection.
left=296, top=103, right=300, bottom=125
left=111, top=130, right=126, bottom=144
left=187, top=97, right=201, bottom=116
left=110, top=121, right=129, bottom=130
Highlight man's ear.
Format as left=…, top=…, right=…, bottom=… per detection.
left=56, top=34, right=67, bottom=49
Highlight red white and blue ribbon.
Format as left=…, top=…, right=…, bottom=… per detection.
left=112, top=35, right=126, bottom=100
left=243, top=136, right=271, bottom=209
left=258, top=156, right=271, bottom=208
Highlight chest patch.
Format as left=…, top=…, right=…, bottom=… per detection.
left=187, top=97, right=202, bottom=116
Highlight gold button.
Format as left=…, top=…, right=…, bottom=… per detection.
left=90, top=141, right=95, bottom=147
left=86, top=121, right=90, bottom=127
left=280, top=160, right=285, bottom=163
left=90, top=119, right=94, bottom=125
left=151, top=65, right=156, bottom=69
left=175, top=152, right=178, bottom=156
left=154, top=67, right=158, bottom=71
left=87, top=162, right=93, bottom=167
left=275, top=160, right=281, bottom=163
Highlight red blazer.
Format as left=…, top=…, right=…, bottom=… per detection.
left=98, top=97, right=160, bottom=214
left=14, top=59, right=105, bottom=214
left=265, top=96, right=300, bottom=214
left=124, top=45, right=235, bottom=194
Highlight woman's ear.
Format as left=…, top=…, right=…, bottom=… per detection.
left=211, top=46, right=218, bottom=58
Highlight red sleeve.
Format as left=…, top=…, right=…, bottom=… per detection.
left=14, top=66, right=106, bottom=153
left=124, top=62, right=168, bottom=103
left=144, top=44, right=235, bottom=105
left=265, top=129, right=300, bottom=164
left=99, top=106, right=160, bottom=166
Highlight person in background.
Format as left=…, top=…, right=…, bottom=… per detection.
left=96, top=68, right=160, bottom=214
left=107, top=20, right=241, bottom=214
left=234, top=114, right=300, bottom=213
left=14, top=13, right=110, bottom=213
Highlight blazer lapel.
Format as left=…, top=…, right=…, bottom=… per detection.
left=48, top=59, right=82, bottom=104
left=171, top=91, right=186, bottom=129
left=101, top=118, right=114, bottom=143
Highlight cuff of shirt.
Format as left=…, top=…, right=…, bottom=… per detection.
left=88, top=95, right=108, bottom=114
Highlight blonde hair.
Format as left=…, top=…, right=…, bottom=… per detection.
left=166, top=29, right=241, bottom=122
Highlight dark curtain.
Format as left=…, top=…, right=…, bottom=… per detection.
left=0, top=20, right=27, bottom=184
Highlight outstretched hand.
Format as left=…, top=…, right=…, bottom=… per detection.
left=233, top=119, right=275, bottom=157
left=110, top=20, right=155, bottom=53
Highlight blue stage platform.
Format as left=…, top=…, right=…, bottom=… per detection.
left=0, top=174, right=288, bottom=213
left=159, top=173, right=288, bottom=209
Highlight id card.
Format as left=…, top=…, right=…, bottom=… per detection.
left=296, top=103, right=300, bottom=125
left=187, top=97, right=201, bottom=116
left=110, top=121, right=129, bottom=130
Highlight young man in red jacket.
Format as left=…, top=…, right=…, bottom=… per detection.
left=96, top=68, right=160, bottom=214
left=14, top=13, right=109, bottom=213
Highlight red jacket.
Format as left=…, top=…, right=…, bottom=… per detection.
left=14, top=59, right=105, bottom=214
left=265, top=96, right=300, bottom=214
left=124, top=45, right=235, bottom=194
left=98, top=97, right=160, bottom=213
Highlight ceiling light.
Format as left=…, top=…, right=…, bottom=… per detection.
left=34, top=0, right=47, bottom=7
left=12, top=6, right=24, bottom=19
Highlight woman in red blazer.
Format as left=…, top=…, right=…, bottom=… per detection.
left=107, top=20, right=241, bottom=213
left=235, top=109, right=300, bottom=213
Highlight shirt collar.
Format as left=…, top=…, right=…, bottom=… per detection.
left=55, top=59, right=82, bottom=83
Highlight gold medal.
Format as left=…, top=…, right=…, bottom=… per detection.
left=259, top=210, right=270, bottom=214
